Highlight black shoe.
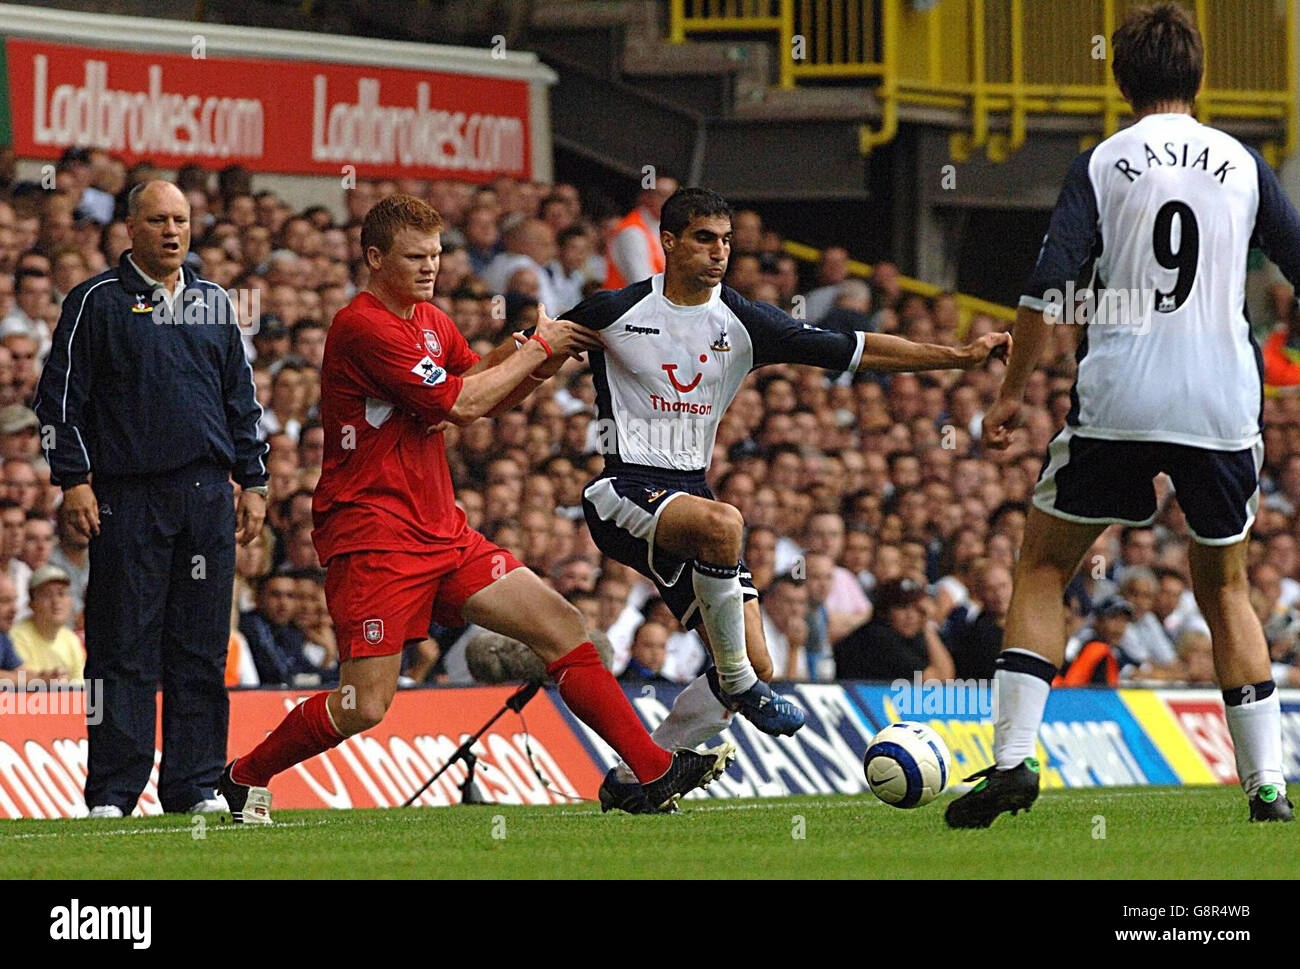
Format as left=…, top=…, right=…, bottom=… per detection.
left=944, top=757, right=1040, bottom=829
left=1249, top=785, right=1294, bottom=822
left=598, top=769, right=657, bottom=814
left=218, top=760, right=274, bottom=825
left=640, top=744, right=736, bottom=812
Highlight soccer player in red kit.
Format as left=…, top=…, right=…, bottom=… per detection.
left=219, top=195, right=732, bottom=822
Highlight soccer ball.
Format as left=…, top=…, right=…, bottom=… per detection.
left=864, top=722, right=952, bottom=808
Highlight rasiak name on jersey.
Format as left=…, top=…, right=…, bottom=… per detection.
left=1114, top=141, right=1238, bottom=184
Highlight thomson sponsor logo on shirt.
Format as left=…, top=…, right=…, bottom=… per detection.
left=649, top=395, right=713, bottom=415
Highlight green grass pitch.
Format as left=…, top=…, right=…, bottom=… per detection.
left=3, top=787, right=1295, bottom=880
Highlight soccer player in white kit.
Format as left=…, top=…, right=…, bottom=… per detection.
left=557, top=187, right=1010, bottom=812
left=946, top=3, right=1298, bottom=827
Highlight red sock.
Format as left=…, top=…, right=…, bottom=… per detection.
left=232, top=692, right=345, bottom=787
left=547, top=642, right=672, bottom=782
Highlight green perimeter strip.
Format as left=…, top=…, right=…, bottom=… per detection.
left=0, top=38, right=10, bottom=148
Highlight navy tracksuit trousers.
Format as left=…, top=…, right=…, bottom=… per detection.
left=82, top=463, right=236, bottom=814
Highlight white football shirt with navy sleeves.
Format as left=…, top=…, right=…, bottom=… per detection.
left=1022, top=112, right=1300, bottom=451
left=565, top=273, right=865, bottom=470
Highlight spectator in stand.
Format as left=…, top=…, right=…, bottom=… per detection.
left=1059, top=595, right=1136, bottom=686
left=803, top=246, right=852, bottom=323
left=1262, top=300, right=1300, bottom=394
left=801, top=512, right=871, bottom=638
left=834, top=578, right=954, bottom=682
left=48, top=506, right=88, bottom=626
left=291, top=320, right=327, bottom=371
left=483, top=218, right=565, bottom=313
left=20, top=510, right=53, bottom=573
left=548, top=225, right=596, bottom=312
left=551, top=555, right=597, bottom=597
left=1175, top=628, right=1217, bottom=686
left=0, top=498, right=30, bottom=617
left=11, top=565, right=82, bottom=683
left=803, top=552, right=836, bottom=662
left=818, top=279, right=875, bottom=335
left=761, top=573, right=812, bottom=681
left=1152, top=565, right=1207, bottom=640
left=604, top=172, right=677, bottom=289
left=238, top=573, right=317, bottom=687
left=0, top=406, right=39, bottom=460
left=943, top=561, right=1011, bottom=679
left=1116, top=567, right=1181, bottom=672
left=3, top=268, right=52, bottom=347
left=618, top=621, right=674, bottom=684
left=869, top=261, right=904, bottom=319
left=463, top=203, right=502, bottom=276
left=4, top=457, right=38, bottom=511
left=52, top=247, right=92, bottom=305
left=0, top=572, right=30, bottom=683
left=1117, top=525, right=1158, bottom=573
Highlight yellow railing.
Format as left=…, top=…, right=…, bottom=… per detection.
left=781, top=240, right=1016, bottom=329
left=669, top=0, right=1297, bottom=163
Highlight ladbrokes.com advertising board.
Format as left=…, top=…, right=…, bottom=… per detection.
left=2, top=38, right=532, bottom=180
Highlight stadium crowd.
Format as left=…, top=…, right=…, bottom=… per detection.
left=1, top=146, right=1299, bottom=693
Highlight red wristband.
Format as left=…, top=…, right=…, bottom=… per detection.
left=530, top=333, right=554, bottom=359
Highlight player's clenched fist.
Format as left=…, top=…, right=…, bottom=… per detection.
left=535, top=303, right=603, bottom=359
left=981, top=395, right=1023, bottom=451
left=957, top=330, right=1012, bottom=369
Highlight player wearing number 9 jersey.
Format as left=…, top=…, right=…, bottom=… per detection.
left=948, top=3, right=1300, bottom=829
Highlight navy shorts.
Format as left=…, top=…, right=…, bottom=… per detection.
left=1034, top=427, right=1264, bottom=545
left=582, top=464, right=758, bottom=629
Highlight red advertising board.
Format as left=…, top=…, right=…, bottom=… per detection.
left=0, top=686, right=602, bottom=818
left=5, top=38, right=532, bottom=180
left=1164, top=696, right=1240, bottom=783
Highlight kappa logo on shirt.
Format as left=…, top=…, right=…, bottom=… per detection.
left=411, top=355, right=447, bottom=387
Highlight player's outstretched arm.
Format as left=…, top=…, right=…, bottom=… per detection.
left=478, top=305, right=597, bottom=418
left=447, top=312, right=599, bottom=425
left=982, top=304, right=1052, bottom=450
left=855, top=329, right=1011, bottom=374
left=461, top=336, right=523, bottom=378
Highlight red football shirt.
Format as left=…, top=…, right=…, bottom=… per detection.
left=312, top=291, right=480, bottom=563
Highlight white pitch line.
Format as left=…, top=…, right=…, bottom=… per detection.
left=0, top=787, right=1229, bottom=835
left=0, top=819, right=325, bottom=840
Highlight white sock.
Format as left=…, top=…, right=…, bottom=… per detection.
left=615, top=673, right=732, bottom=783
left=692, top=561, right=756, bottom=695
left=1223, top=683, right=1287, bottom=797
left=993, top=648, right=1057, bottom=771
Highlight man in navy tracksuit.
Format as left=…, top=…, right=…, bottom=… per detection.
left=34, top=181, right=268, bottom=818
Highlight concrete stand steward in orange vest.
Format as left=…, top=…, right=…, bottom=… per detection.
left=604, top=208, right=666, bottom=289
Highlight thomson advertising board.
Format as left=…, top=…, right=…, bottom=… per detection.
left=1, top=684, right=1298, bottom=817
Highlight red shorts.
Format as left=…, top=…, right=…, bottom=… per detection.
left=325, top=530, right=524, bottom=662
